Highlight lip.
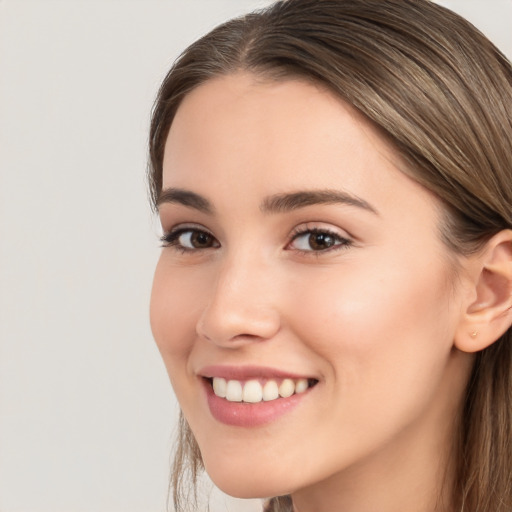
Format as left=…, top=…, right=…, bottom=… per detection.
left=199, top=365, right=317, bottom=427
left=199, top=364, right=314, bottom=381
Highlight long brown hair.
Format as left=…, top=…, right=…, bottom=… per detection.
left=148, top=1, right=512, bottom=510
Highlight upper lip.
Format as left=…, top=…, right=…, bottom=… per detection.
left=198, top=365, right=316, bottom=381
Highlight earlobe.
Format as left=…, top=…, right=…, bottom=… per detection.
left=455, top=229, right=512, bottom=353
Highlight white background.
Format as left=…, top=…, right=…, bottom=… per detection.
left=0, top=1, right=510, bottom=511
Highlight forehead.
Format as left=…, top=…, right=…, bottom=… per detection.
left=164, top=73, right=397, bottom=187
left=167, top=73, right=380, bottom=150
left=161, top=73, right=442, bottom=229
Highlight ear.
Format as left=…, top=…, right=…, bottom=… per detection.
left=455, top=229, right=512, bottom=353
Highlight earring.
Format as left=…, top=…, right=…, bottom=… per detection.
left=470, top=331, right=478, bottom=338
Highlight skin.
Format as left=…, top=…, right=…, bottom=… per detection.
left=150, top=74, right=478, bottom=512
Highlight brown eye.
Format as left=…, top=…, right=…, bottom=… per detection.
left=289, top=229, right=351, bottom=252
left=190, top=231, right=212, bottom=248
left=179, top=230, right=218, bottom=249
left=161, top=228, right=220, bottom=250
left=308, top=232, right=336, bottom=250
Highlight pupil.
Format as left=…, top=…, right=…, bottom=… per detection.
left=192, top=232, right=210, bottom=247
left=309, top=233, right=333, bottom=250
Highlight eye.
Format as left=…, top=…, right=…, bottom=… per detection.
left=161, top=227, right=219, bottom=251
left=289, top=228, right=351, bottom=252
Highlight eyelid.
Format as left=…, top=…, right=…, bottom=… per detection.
left=159, top=221, right=353, bottom=254
left=160, top=223, right=219, bottom=250
left=287, top=223, right=353, bottom=253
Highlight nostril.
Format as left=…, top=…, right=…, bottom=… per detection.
left=232, top=333, right=266, bottom=341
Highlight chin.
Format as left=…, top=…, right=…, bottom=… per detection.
left=213, top=478, right=292, bottom=500
left=204, top=458, right=295, bottom=499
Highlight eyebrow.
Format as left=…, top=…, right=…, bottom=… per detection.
left=156, top=187, right=378, bottom=216
left=156, top=188, right=214, bottom=214
left=261, top=190, right=378, bottom=215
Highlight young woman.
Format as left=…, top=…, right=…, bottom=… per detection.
left=148, top=1, right=512, bottom=511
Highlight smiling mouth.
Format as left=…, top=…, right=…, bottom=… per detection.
left=207, top=377, right=318, bottom=403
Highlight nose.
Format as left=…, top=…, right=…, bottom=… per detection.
left=196, top=253, right=281, bottom=348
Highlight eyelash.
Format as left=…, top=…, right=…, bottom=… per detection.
left=288, top=226, right=353, bottom=255
left=160, top=225, right=353, bottom=255
left=160, top=226, right=218, bottom=253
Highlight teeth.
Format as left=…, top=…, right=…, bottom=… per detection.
left=243, top=380, right=263, bottom=403
left=225, top=380, right=243, bottom=402
left=295, top=378, right=308, bottom=394
left=263, top=380, right=279, bottom=401
left=212, top=377, right=227, bottom=398
left=279, top=378, right=295, bottom=398
left=212, top=377, right=314, bottom=403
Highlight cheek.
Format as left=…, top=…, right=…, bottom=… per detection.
left=150, top=257, right=203, bottom=365
left=287, top=255, right=456, bottom=392
left=280, top=258, right=459, bottom=464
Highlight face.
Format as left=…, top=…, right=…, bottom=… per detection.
left=150, top=74, right=472, bottom=500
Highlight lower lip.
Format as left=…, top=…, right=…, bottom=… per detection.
left=203, top=379, right=310, bottom=427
